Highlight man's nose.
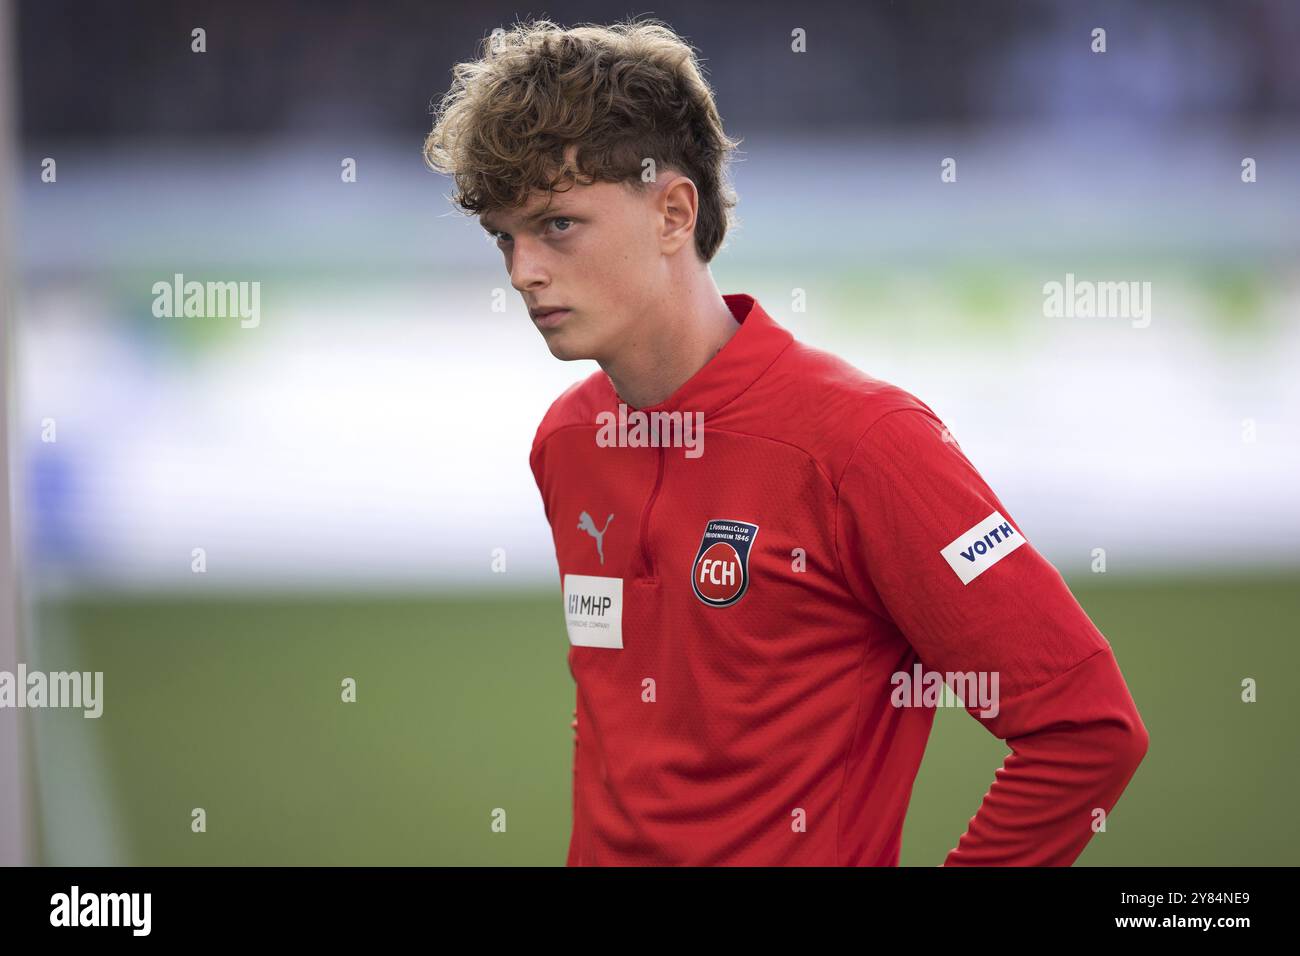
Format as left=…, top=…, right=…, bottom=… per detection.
left=508, top=238, right=548, bottom=291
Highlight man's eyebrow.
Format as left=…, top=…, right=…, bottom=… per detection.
left=480, top=203, right=573, bottom=232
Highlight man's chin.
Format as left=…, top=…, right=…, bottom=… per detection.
left=542, top=333, right=598, bottom=362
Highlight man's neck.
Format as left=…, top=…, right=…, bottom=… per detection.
left=602, top=284, right=741, bottom=410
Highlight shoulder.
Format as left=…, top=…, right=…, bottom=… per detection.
left=530, top=368, right=608, bottom=460
left=744, top=337, right=947, bottom=479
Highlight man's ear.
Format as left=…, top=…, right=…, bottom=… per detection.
left=658, top=175, right=699, bottom=256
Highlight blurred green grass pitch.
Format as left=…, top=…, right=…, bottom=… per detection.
left=28, top=573, right=1300, bottom=865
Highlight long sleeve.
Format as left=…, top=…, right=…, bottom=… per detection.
left=566, top=702, right=579, bottom=866
left=534, top=424, right=581, bottom=865
left=834, top=407, right=1149, bottom=866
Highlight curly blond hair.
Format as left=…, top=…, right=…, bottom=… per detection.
left=424, top=17, right=742, bottom=263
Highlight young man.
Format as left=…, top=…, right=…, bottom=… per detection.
left=425, top=18, right=1148, bottom=866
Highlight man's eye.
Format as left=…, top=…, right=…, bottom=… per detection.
left=485, top=218, right=572, bottom=244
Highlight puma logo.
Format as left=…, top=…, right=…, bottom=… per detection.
left=577, top=511, right=614, bottom=565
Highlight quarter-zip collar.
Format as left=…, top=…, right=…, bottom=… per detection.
left=598, top=294, right=793, bottom=417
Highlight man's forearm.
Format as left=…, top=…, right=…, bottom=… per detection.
left=942, top=646, right=1149, bottom=866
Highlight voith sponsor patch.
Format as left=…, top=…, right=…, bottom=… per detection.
left=691, top=519, right=759, bottom=607
left=940, top=511, right=1025, bottom=584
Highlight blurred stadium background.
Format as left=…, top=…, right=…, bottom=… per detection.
left=3, top=0, right=1298, bottom=864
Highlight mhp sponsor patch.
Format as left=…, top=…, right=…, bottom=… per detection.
left=691, top=519, right=759, bottom=607
left=563, top=574, right=623, bottom=648
left=940, top=511, right=1025, bottom=585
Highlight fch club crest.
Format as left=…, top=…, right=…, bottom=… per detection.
left=691, top=519, right=759, bottom=607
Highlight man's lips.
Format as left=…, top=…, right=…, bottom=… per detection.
left=530, top=307, right=571, bottom=328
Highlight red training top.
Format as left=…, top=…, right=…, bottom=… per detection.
left=529, top=293, right=1149, bottom=866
